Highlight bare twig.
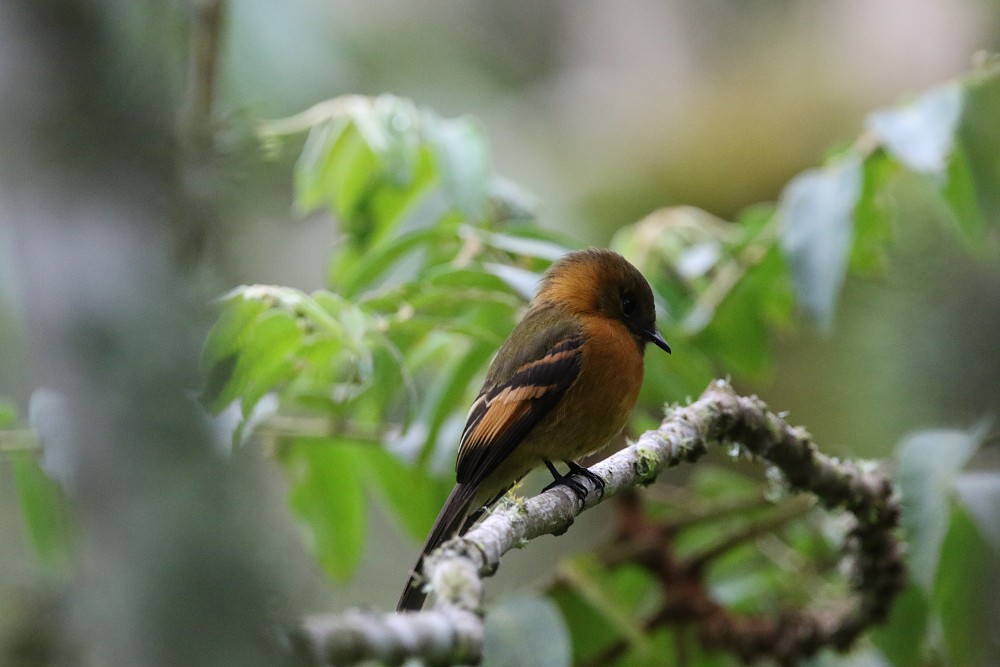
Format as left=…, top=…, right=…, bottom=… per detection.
left=684, top=496, right=814, bottom=571
left=186, top=0, right=225, bottom=135
left=657, top=493, right=774, bottom=532
left=175, top=0, right=227, bottom=267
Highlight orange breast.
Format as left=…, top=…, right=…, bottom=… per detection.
left=524, top=314, right=644, bottom=461
left=471, top=315, right=645, bottom=508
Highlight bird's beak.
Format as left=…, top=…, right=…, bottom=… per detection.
left=647, top=328, right=671, bottom=354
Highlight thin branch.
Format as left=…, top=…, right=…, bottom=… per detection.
left=186, top=0, right=225, bottom=136
left=584, top=494, right=774, bottom=569
left=289, top=608, right=482, bottom=667
left=175, top=0, right=227, bottom=267
left=684, top=496, right=814, bottom=571
left=257, top=98, right=359, bottom=139
left=292, top=380, right=905, bottom=666
left=579, top=600, right=701, bottom=667
left=657, top=493, right=774, bottom=532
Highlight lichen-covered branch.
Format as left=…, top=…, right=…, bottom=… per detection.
left=293, top=379, right=905, bottom=666
left=290, top=607, right=482, bottom=667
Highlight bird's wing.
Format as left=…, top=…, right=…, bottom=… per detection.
left=455, top=326, right=583, bottom=487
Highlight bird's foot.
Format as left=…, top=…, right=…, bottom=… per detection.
left=542, top=459, right=605, bottom=505
left=566, top=460, right=605, bottom=498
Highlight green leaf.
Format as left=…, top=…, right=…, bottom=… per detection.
left=340, top=227, right=458, bottom=298
left=488, top=177, right=538, bottom=223
left=309, top=292, right=376, bottom=389
left=296, top=99, right=419, bottom=238
left=689, top=465, right=761, bottom=501
left=954, top=471, right=1000, bottom=554
left=556, top=558, right=654, bottom=659
left=613, top=206, right=737, bottom=332
left=281, top=437, right=367, bottom=581
left=851, top=150, right=898, bottom=274
left=399, top=289, right=516, bottom=338
left=201, top=288, right=271, bottom=366
left=424, top=266, right=526, bottom=297
left=226, top=309, right=304, bottom=418
left=361, top=95, right=423, bottom=184
left=294, top=115, right=350, bottom=213
left=637, top=343, right=714, bottom=407
left=0, top=399, right=16, bottom=428
left=941, top=142, right=989, bottom=246
left=11, top=452, right=74, bottom=571
left=866, top=82, right=963, bottom=176
left=425, top=113, right=491, bottom=220
left=483, top=595, right=572, bottom=667
left=778, top=155, right=863, bottom=330
left=282, top=338, right=349, bottom=409
left=322, top=120, right=380, bottom=230
left=952, top=64, right=1000, bottom=227
left=475, top=228, right=569, bottom=261
left=802, top=648, right=894, bottom=667
left=694, top=246, right=790, bottom=377
left=398, top=338, right=495, bottom=467
left=201, top=290, right=270, bottom=409
left=365, top=145, right=437, bottom=241
left=552, top=560, right=662, bottom=665
left=870, top=582, right=930, bottom=667
left=483, top=263, right=543, bottom=301
left=359, top=446, right=451, bottom=541
left=933, top=504, right=1000, bottom=667
left=423, top=339, right=493, bottom=460
left=293, top=95, right=500, bottom=265
left=895, top=424, right=987, bottom=592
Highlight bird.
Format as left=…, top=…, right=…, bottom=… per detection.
left=396, top=248, right=671, bottom=612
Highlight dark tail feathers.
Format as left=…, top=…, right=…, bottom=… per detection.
left=396, top=483, right=476, bottom=612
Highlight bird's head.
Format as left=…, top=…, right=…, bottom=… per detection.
left=537, top=248, right=671, bottom=354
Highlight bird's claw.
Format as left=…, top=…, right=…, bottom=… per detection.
left=542, top=459, right=605, bottom=505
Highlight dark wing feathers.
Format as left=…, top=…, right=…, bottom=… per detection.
left=455, top=333, right=583, bottom=486
left=398, top=308, right=584, bottom=612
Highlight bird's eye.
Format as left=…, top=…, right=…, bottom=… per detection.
left=620, top=291, right=637, bottom=318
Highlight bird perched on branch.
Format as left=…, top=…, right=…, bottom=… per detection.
left=397, top=248, right=671, bottom=611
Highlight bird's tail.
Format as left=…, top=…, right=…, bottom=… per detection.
left=396, top=482, right=477, bottom=612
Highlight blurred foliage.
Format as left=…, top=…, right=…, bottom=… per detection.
left=8, top=452, right=74, bottom=575
left=873, top=424, right=999, bottom=667
left=4, top=55, right=1000, bottom=666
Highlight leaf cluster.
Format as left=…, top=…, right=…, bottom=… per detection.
left=197, top=62, right=1000, bottom=605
